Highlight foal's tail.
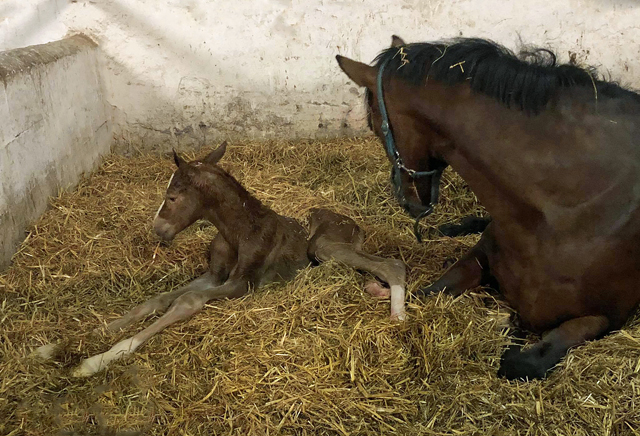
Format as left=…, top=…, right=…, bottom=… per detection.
left=438, top=215, right=491, bottom=237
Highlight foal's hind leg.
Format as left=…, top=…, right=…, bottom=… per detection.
left=498, top=315, right=610, bottom=380
left=313, top=242, right=407, bottom=320
left=73, top=279, right=249, bottom=377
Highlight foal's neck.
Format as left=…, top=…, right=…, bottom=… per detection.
left=199, top=167, right=271, bottom=243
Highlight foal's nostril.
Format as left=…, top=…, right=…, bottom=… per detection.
left=153, top=219, right=176, bottom=242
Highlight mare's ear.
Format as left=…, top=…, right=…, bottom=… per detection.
left=391, top=35, right=406, bottom=47
left=335, top=55, right=376, bottom=89
left=203, top=141, right=227, bottom=165
left=173, top=149, right=186, bottom=168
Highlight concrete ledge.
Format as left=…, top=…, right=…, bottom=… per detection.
left=0, top=34, right=111, bottom=269
left=0, top=35, right=97, bottom=84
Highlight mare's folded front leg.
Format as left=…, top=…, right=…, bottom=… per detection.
left=419, top=233, right=491, bottom=297
left=73, top=278, right=248, bottom=377
left=498, top=315, right=610, bottom=380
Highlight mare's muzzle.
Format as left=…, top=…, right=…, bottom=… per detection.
left=377, top=56, right=444, bottom=242
left=390, top=165, right=444, bottom=242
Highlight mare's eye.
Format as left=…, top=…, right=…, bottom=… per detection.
left=167, top=195, right=178, bottom=203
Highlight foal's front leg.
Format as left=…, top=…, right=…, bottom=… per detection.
left=101, top=233, right=236, bottom=333
left=73, top=278, right=249, bottom=377
left=99, top=272, right=217, bottom=333
left=34, top=273, right=220, bottom=360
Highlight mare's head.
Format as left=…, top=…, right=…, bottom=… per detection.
left=336, top=35, right=449, bottom=219
left=337, top=36, right=605, bottom=219
left=153, top=141, right=228, bottom=241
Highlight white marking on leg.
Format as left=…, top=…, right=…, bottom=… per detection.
left=72, top=336, right=142, bottom=377
left=33, top=342, right=58, bottom=359
left=154, top=201, right=165, bottom=221
left=153, top=173, right=175, bottom=220
left=389, top=285, right=406, bottom=321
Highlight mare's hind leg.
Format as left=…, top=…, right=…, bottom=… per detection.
left=498, top=315, right=609, bottom=380
left=73, top=278, right=249, bottom=377
left=313, top=242, right=407, bottom=320
left=419, top=226, right=493, bottom=297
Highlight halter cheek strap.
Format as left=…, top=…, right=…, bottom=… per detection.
left=376, top=57, right=444, bottom=242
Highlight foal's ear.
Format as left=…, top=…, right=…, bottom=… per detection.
left=173, top=149, right=186, bottom=168
left=203, top=141, right=227, bottom=165
left=336, top=55, right=376, bottom=89
left=391, top=35, right=406, bottom=47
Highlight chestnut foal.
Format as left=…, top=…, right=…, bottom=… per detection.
left=66, top=142, right=405, bottom=377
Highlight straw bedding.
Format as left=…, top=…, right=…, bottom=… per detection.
left=1, top=137, right=639, bottom=435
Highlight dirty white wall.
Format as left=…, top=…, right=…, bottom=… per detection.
left=1, top=0, right=639, bottom=152
left=0, top=35, right=111, bottom=268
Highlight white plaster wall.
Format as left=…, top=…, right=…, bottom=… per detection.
left=1, top=0, right=639, bottom=151
left=0, top=35, right=111, bottom=268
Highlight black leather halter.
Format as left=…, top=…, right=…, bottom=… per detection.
left=376, top=57, right=443, bottom=242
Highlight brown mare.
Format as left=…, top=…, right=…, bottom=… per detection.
left=337, top=35, right=640, bottom=380
left=62, top=142, right=405, bottom=377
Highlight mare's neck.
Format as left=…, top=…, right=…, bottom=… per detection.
left=409, top=80, right=639, bottom=234
left=411, top=81, right=542, bottom=226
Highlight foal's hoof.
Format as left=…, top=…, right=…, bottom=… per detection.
left=32, top=343, right=60, bottom=360
left=497, top=345, right=548, bottom=381
left=364, top=281, right=390, bottom=298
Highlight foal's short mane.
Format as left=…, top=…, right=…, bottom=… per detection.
left=188, top=164, right=264, bottom=211
left=372, top=37, right=640, bottom=114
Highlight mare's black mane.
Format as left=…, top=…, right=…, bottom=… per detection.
left=370, top=37, right=639, bottom=115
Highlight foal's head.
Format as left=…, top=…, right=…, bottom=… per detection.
left=336, top=35, right=449, bottom=219
left=153, top=142, right=228, bottom=241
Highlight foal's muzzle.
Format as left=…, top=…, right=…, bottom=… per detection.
left=153, top=218, right=177, bottom=242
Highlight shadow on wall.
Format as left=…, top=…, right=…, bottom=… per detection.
left=90, top=0, right=365, bottom=151
left=1, top=0, right=68, bottom=50
left=3, top=0, right=367, bottom=152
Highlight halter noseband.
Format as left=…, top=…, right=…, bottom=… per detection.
left=376, top=57, right=443, bottom=242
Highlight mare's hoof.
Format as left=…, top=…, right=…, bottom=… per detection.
left=497, top=345, right=548, bottom=381
left=419, top=287, right=435, bottom=296
left=437, top=224, right=462, bottom=237
left=419, top=284, right=455, bottom=297
left=442, top=258, right=456, bottom=270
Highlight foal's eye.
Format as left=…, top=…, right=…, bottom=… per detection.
left=167, top=195, right=178, bottom=203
